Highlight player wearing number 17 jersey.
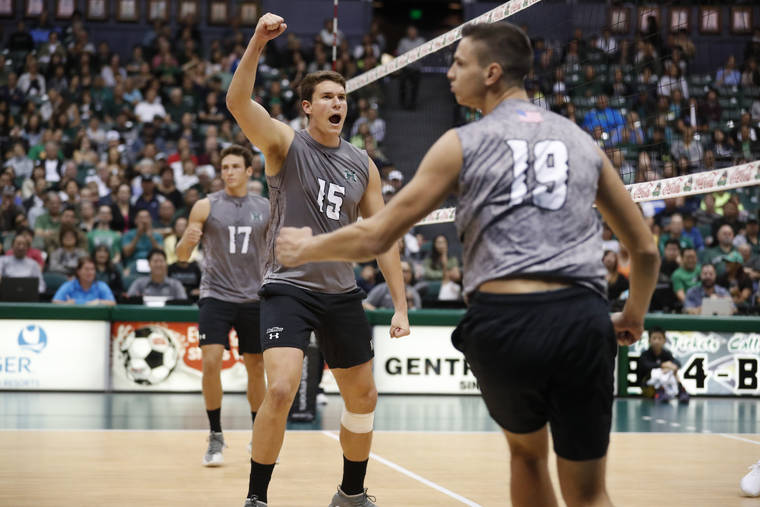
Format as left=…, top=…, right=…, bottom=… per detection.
left=176, top=145, right=269, bottom=468
left=226, top=12, right=409, bottom=507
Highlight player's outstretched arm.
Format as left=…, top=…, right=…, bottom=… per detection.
left=276, top=129, right=462, bottom=265
left=359, top=158, right=410, bottom=338
left=226, top=13, right=293, bottom=169
left=176, top=198, right=210, bottom=263
left=594, top=149, right=660, bottom=345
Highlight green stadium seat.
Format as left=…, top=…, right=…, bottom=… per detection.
left=43, top=272, right=69, bottom=296
left=415, top=281, right=442, bottom=308
left=716, top=86, right=739, bottom=97
left=609, top=96, right=626, bottom=109
left=721, top=109, right=742, bottom=122
left=688, top=85, right=707, bottom=98
left=743, top=86, right=760, bottom=99
left=122, top=273, right=142, bottom=293
left=719, top=97, right=738, bottom=108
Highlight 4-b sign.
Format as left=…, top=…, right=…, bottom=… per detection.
left=627, top=331, right=760, bottom=396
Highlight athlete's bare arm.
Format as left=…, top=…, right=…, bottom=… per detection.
left=176, top=198, right=210, bottom=262
left=226, top=13, right=294, bottom=175
left=358, top=158, right=411, bottom=338
left=594, top=148, right=660, bottom=345
left=275, top=129, right=462, bottom=265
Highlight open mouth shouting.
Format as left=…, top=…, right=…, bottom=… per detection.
left=329, top=114, right=342, bottom=125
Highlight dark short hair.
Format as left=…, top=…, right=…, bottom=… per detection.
left=298, top=70, right=346, bottom=103
left=664, top=239, right=681, bottom=251
left=647, top=326, right=667, bottom=340
left=16, top=226, right=34, bottom=237
left=461, top=21, right=532, bottom=88
left=220, top=144, right=254, bottom=169
left=147, top=248, right=166, bottom=262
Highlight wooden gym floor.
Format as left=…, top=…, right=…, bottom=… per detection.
left=1, top=393, right=759, bottom=506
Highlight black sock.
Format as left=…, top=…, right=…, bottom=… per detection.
left=251, top=411, right=257, bottom=426
left=340, top=456, right=369, bottom=496
left=206, top=408, right=221, bottom=433
left=248, top=460, right=275, bottom=502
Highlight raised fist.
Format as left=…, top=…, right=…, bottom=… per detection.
left=254, top=13, right=287, bottom=42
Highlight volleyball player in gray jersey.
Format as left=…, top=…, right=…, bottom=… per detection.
left=227, top=13, right=409, bottom=507
left=176, top=145, right=270, bottom=468
left=278, top=22, right=659, bottom=507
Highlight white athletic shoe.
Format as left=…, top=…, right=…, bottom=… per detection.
left=741, top=460, right=760, bottom=497
left=202, top=431, right=227, bottom=467
left=329, top=486, right=377, bottom=506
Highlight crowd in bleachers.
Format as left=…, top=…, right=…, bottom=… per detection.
left=527, top=23, right=760, bottom=181
left=0, top=13, right=403, bottom=303
left=0, top=12, right=758, bottom=312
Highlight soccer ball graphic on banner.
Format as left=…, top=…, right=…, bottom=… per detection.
left=120, top=326, right=179, bottom=385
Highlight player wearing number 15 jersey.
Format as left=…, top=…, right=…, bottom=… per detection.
left=176, top=144, right=269, bottom=468
left=226, top=12, right=409, bottom=507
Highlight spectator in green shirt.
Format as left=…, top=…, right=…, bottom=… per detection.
left=121, top=209, right=163, bottom=273
left=88, top=205, right=122, bottom=263
left=33, top=191, right=62, bottom=249
left=700, top=224, right=739, bottom=276
left=672, top=247, right=701, bottom=305
left=658, top=214, right=694, bottom=255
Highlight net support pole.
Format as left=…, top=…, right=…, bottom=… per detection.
left=332, top=0, right=339, bottom=70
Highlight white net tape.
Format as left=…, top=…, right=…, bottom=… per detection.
left=417, top=160, right=760, bottom=225
left=345, top=0, right=544, bottom=94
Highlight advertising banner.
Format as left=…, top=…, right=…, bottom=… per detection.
left=0, top=320, right=109, bottom=390
left=372, top=325, right=479, bottom=394
left=627, top=330, right=760, bottom=396
left=111, top=321, right=248, bottom=391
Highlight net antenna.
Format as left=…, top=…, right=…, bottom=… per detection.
left=332, top=0, right=339, bottom=70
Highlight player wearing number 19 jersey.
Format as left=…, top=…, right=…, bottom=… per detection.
left=226, top=12, right=409, bottom=507
left=274, top=21, right=659, bottom=507
left=176, top=145, right=269, bottom=468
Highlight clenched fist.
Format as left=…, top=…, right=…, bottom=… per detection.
left=183, top=223, right=203, bottom=244
left=254, top=13, right=287, bottom=42
left=276, top=226, right=313, bottom=267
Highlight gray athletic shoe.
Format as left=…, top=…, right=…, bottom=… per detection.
left=243, top=495, right=267, bottom=506
left=202, top=431, right=227, bottom=467
left=329, top=486, right=377, bottom=506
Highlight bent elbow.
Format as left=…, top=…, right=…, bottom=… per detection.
left=225, top=94, right=240, bottom=115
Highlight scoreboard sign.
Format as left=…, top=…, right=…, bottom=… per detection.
left=626, top=331, right=760, bottom=396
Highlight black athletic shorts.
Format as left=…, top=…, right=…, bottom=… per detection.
left=259, top=283, right=373, bottom=369
left=198, top=297, right=262, bottom=354
left=452, top=286, right=616, bottom=461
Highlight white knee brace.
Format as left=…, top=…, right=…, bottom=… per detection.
left=340, top=408, right=375, bottom=433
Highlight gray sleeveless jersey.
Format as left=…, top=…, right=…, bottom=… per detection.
left=199, top=191, right=270, bottom=302
left=265, top=130, right=369, bottom=293
left=454, top=99, right=606, bottom=298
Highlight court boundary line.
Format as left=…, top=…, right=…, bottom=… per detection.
left=718, top=434, right=760, bottom=445
left=321, top=430, right=482, bottom=506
